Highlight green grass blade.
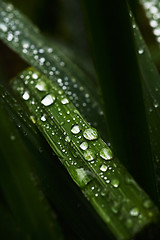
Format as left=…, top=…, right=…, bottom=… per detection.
left=0, top=92, right=63, bottom=240
left=0, top=0, right=108, bottom=142
left=130, top=15, right=160, bottom=203
left=11, top=67, right=159, bottom=240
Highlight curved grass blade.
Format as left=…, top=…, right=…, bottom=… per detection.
left=11, top=67, right=159, bottom=240
left=0, top=0, right=108, bottom=142
left=0, top=96, right=63, bottom=240
left=130, top=15, right=160, bottom=203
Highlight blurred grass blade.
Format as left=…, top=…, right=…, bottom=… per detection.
left=0, top=92, right=63, bottom=240
left=0, top=0, right=108, bottom=141
left=11, top=67, right=159, bottom=240
left=130, top=15, right=160, bottom=202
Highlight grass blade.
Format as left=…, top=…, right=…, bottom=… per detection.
left=0, top=0, right=108, bottom=141
left=11, top=67, right=159, bottom=240
left=0, top=91, right=63, bottom=240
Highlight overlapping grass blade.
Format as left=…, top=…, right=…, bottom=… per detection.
left=0, top=0, right=108, bottom=142
left=0, top=92, right=63, bottom=240
left=11, top=67, right=159, bottom=240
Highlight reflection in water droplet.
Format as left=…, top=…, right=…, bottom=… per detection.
left=61, top=98, right=69, bottom=104
left=35, top=80, right=47, bottom=91
left=41, top=94, right=56, bottom=106
left=22, top=91, right=30, bottom=100
left=84, top=149, right=96, bottom=161
left=130, top=207, right=139, bottom=216
left=71, top=125, right=81, bottom=134
left=100, top=164, right=108, bottom=172
left=111, top=179, right=119, bottom=188
left=100, top=147, right=113, bottom=160
left=80, top=141, right=88, bottom=150
left=83, top=127, right=98, bottom=140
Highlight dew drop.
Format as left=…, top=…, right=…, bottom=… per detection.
left=100, top=164, right=108, bottom=172
left=138, top=48, right=144, bottom=55
left=0, top=23, right=8, bottom=32
left=10, top=134, right=15, bottom=141
left=22, top=40, right=30, bottom=49
left=84, top=149, right=96, bottom=161
left=80, top=141, right=88, bottom=150
left=41, top=115, right=46, bottom=122
left=111, top=179, right=119, bottom=188
left=143, top=199, right=153, bottom=209
left=71, top=125, right=81, bottom=134
left=35, top=80, right=47, bottom=91
left=32, top=73, right=39, bottom=79
left=41, top=94, right=56, bottom=106
left=65, top=136, right=71, bottom=142
left=100, top=147, right=113, bottom=160
left=22, top=91, right=30, bottom=100
left=130, top=207, right=139, bottom=216
left=61, top=98, right=69, bottom=105
left=154, top=102, right=159, bottom=108
left=83, top=127, right=98, bottom=140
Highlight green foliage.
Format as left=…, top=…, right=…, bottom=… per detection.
left=0, top=0, right=160, bottom=240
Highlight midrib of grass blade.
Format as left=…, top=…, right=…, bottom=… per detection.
left=0, top=98, right=63, bottom=240
left=0, top=0, right=108, bottom=142
left=11, top=67, right=159, bottom=240
left=130, top=15, right=160, bottom=203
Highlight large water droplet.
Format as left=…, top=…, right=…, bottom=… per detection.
left=84, top=149, right=96, bottom=161
left=100, top=164, right=108, bottom=172
left=130, top=207, right=139, bottom=216
left=22, top=91, right=30, bottom=100
left=71, top=125, right=81, bottom=134
left=61, top=98, right=69, bottom=105
left=100, top=147, right=113, bottom=160
left=41, top=94, right=56, bottom=106
left=111, top=179, right=119, bottom=188
left=80, top=141, right=88, bottom=150
left=83, top=127, right=98, bottom=140
left=0, top=23, right=8, bottom=32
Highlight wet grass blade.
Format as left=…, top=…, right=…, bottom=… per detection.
left=0, top=0, right=108, bottom=142
left=0, top=92, right=63, bottom=240
left=130, top=15, right=160, bottom=203
left=11, top=67, right=159, bottom=240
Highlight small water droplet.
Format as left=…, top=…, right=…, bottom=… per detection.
left=71, top=125, right=81, bottom=134
left=100, top=164, right=108, bottom=172
left=80, top=141, right=88, bottom=150
left=154, top=102, right=159, bottom=108
left=41, top=94, right=56, bottom=106
left=61, top=98, right=69, bottom=104
left=10, top=134, right=15, bottom=141
left=130, top=207, right=139, bottom=216
left=35, top=80, right=47, bottom=91
left=32, top=73, right=39, bottom=79
left=111, top=179, right=119, bottom=188
left=83, top=127, right=98, bottom=140
left=143, top=200, right=153, bottom=209
left=0, top=23, right=8, bottom=32
left=41, top=115, right=46, bottom=122
left=22, top=40, right=30, bottom=49
left=84, top=149, right=96, bottom=161
left=65, top=136, right=71, bottom=142
left=22, top=91, right=30, bottom=100
left=138, top=48, right=144, bottom=55
left=100, top=147, right=113, bottom=160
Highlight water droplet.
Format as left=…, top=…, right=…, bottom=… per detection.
left=0, top=23, right=8, bottom=32
left=130, top=207, right=139, bottom=216
left=41, top=94, right=56, bottom=106
left=71, top=125, right=81, bottom=134
left=41, top=115, right=46, bottom=122
left=80, top=141, right=88, bottom=150
left=138, top=48, right=144, bottom=55
left=22, top=40, right=30, bottom=49
left=143, top=200, right=153, bottom=209
left=84, top=149, right=96, bottom=161
left=61, top=98, right=69, bottom=105
left=22, top=91, right=30, bottom=100
left=100, top=164, right=108, bottom=172
left=35, top=80, right=47, bottom=91
left=111, top=179, right=119, bottom=188
left=10, top=134, right=15, bottom=141
left=65, top=136, right=71, bottom=142
left=83, top=127, right=98, bottom=140
left=154, top=102, right=159, bottom=108
left=100, top=147, right=113, bottom=160
left=32, top=73, right=39, bottom=79
left=74, top=168, right=91, bottom=187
